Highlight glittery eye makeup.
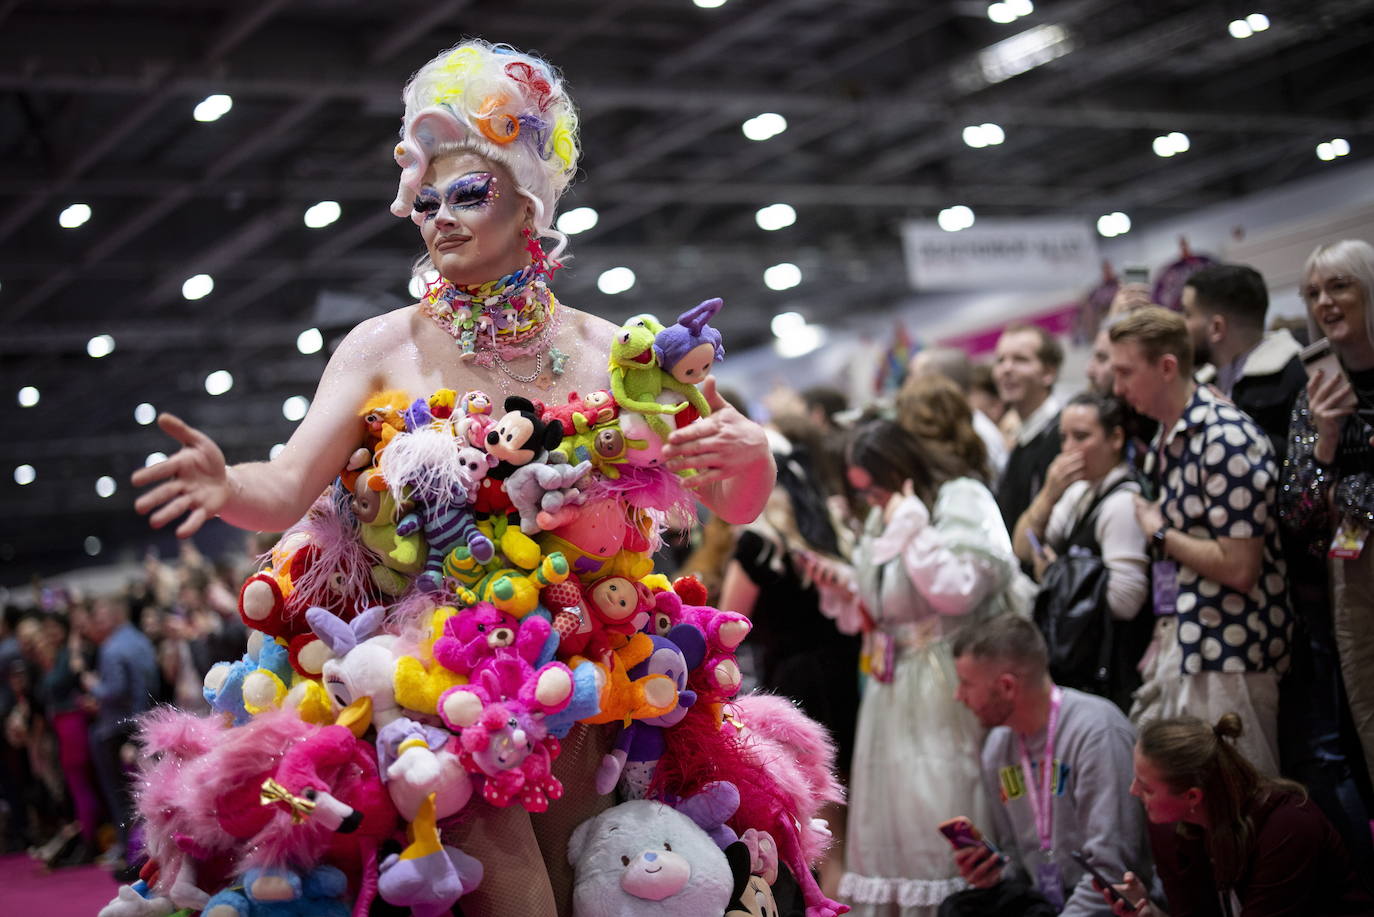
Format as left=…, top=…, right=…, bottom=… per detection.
left=413, top=188, right=440, bottom=220
left=413, top=172, right=498, bottom=222
left=446, top=172, right=497, bottom=210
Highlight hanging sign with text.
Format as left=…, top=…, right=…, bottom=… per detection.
left=900, top=218, right=1100, bottom=290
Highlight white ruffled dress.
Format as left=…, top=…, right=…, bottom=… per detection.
left=839, top=477, right=1023, bottom=917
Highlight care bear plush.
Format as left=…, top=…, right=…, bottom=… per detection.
left=568, top=799, right=734, bottom=917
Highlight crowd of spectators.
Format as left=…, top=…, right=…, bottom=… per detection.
left=4, top=240, right=1374, bottom=917
left=0, top=541, right=253, bottom=873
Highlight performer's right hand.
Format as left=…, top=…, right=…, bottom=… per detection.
left=131, top=413, right=230, bottom=538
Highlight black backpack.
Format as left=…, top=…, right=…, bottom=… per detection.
left=1032, top=476, right=1150, bottom=710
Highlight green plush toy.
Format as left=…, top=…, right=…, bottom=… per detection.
left=607, top=315, right=708, bottom=441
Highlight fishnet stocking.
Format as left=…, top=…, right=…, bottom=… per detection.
left=445, top=722, right=613, bottom=917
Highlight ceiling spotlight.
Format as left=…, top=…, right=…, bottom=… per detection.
left=556, top=206, right=599, bottom=235
left=18, top=386, right=40, bottom=408
left=742, top=113, right=788, bottom=142
left=963, top=123, right=1006, bottom=147
left=193, top=94, right=234, bottom=122
left=296, top=327, right=323, bottom=355
left=145, top=452, right=167, bottom=467
left=87, top=333, right=116, bottom=358
left=282, top=395, right=310, bottom=422
left=59, top=203, right=92, bottom=229
left=770, top=311, right=807, bottom=338
left=408, top=269, right=440, bottom=300
left=1152, top=132, right=1190, bottom=157
left=597, top=267, right=636, bottom=295
left=755, top=203, right=797, bottom=231
left=937, top=205, right=975, bottom=232
left=14, top=464, right=36, bottom=486
left=182, top=273, right=214, bottom=300
left=1317, top=138, right=1351, bottom=161
left=204, top=370, right=234, bottom=396
left=987, top=2, right=1017, bottom=23
left=270, top=443, right=286, bottom=460
left=1246, top=12, right=1270, bottom=31
left=134, top=402, right=156, bottom=425
left=303, top=200, right=341, bottom=229
left=763, top=263, right=802, bottom=291
left=774, top=324, right=826, bottom=359
left=1096, top=211, right=1131, bottom=238
left=84, top=536, right=102, bottom=557
left=1228, top=19, right=1253, bottom=38
left=1006, top=0, right=1034, bottom=14
left=693, top=0, right=728, bottom=6
left=95, top=476, right=117, bottom=498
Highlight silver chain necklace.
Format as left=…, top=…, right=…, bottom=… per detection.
left=493, top=348, right=544, bottom=384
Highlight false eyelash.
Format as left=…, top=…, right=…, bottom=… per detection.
left=413, top=196, right=440, bottom=214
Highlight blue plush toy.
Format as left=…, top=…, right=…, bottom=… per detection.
left=199, top=866, right=350, bottom=917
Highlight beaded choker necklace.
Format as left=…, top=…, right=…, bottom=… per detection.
left=421, top=265, right=567, bottom=382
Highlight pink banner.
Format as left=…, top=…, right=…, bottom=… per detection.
left=935, top=302, right=1079, bottom=358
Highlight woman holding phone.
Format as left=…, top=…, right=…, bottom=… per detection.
left=1277, top=239, right=1374, bottom=794
left=1097, top=714, right=1373, bottom=917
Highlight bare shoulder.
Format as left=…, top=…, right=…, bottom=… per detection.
left=337, top=303, right=424, bottom=353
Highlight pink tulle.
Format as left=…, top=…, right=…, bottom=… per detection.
left=577, top=461, right=692, bottom=527
left=272, top=488, right=379, bottom=618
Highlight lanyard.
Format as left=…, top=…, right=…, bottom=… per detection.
left=1019, top=686, right=1063, bottom=853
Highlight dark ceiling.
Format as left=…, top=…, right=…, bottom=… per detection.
left=3, top=0, right=1373, bottom=583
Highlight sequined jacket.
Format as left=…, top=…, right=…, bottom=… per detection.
left=1278, top=388, right=1374, bottom=557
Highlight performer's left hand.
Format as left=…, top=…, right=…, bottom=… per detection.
left=663, top=377, right=770, bottom=489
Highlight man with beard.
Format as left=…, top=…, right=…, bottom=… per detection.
left=1181, top=263, right=1304, bottom=464
left=949, top=615, right=1151, bottom=916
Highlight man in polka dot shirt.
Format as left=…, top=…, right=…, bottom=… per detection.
left=1107, top=307, right=1290, bottom=775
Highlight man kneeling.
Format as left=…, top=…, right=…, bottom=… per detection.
left=946, top=616, right=1152, bottom=916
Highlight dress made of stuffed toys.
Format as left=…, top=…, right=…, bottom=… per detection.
left=118, top=297, right=843, bottom=917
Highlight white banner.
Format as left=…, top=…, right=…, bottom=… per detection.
left=900, top=218, right=1100, bottom=290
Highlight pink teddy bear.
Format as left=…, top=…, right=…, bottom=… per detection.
left=436, top=662, right=567, bottom=811
left=432, top=602, right=547, bottom=678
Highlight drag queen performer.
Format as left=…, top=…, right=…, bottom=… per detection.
left=132, top=40, right=774, bottom=916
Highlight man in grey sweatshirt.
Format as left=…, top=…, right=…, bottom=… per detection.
left=950, top=615, right=1152, bottom=916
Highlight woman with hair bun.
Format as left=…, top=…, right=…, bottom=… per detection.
left=1097, top=714, right=1374, bottom=917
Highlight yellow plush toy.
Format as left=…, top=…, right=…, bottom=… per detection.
left=393, top=606, right=467, bottom=715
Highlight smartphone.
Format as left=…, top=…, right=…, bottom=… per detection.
left=937, top=816, right=1005, bottom=863
left=1302, top=338, right=1359, bottom=410
left=1069, top=850, right=1136, bottom=912
left=1122, top=266, right=1149, bottom=286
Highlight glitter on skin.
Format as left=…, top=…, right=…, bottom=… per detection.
left=413, top=172, right=497, bottom=222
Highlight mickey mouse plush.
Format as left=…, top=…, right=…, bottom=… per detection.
left=473, top=396, right=564, bottom=524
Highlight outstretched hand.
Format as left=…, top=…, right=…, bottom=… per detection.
left=663, top=376, right=770, bottom=489
left=131, top=413, right=230, bottom=538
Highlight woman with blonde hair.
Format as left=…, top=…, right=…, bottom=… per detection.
left=1279, top=239, right=1374, bottom=798
left=1099, top=714, right=1374, bottom=916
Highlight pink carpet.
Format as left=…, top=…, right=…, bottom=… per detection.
left=0, top=853, right=118, bottom=915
